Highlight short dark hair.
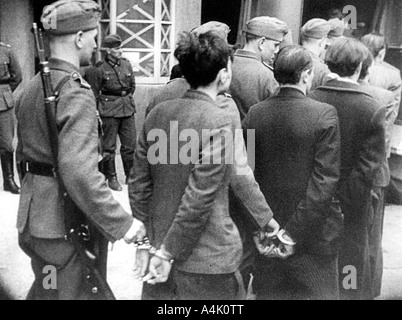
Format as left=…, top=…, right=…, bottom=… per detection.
left=359, top=44, right=374, bottom=80
left=325, top=37, right=368, bottom=77
left=274, top=45, right=313, bottom=85
left=174, top=31, right=233, bottom=88
left=360, top=32, right=386, bottom=58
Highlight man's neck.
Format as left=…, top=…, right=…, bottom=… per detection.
left=196, top=85, right=219, bottom=101
left=302, top=42, right=321, bottom=57
left=242, top=43, right=261, bottom=60
left=49, top=44, right=80, bottom=69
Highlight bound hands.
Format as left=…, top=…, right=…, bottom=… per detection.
left=254, top=219, right=296, bottom=259
left=133, top=242, right=174, bottom=285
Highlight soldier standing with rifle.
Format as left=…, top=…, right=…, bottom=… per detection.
left=15, top=0, right=145, bottom=300
left=0, top=40, right=22, bottom=194
left=85, top=34, right=137, bottom=191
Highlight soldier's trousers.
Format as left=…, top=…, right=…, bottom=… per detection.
left=101, top=115, right=136, bottom=169
left=19, top=228, right=108, bottom=300
left=0, top=108, right=15, bottom=154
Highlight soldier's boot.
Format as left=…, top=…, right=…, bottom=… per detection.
left=107, top=157, right=122, bottom=192
left=122, top=159, right=133, bottom=185
left=1, top=152, right=20, bottom=194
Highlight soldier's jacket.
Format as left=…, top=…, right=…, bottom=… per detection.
left=0, top=42, right=22, bottom=112
left=84, top=56, right=136, bottom=118
left=15, top=58, right=133, bottom=241
left=229, top=49, right=279, bottom=120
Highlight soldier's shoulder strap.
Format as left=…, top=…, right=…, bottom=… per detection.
left=70, top=71, right=91, bottom=90
left=0, top=42, right=11, bottom=48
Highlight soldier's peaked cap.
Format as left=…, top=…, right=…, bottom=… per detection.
left=41, top=0, right=101, bottom=36
left=103, top=34, right=123, bottom=48
left=244, top=16, right=288, bottom=42
left=301, top=18, right=331, bottom=39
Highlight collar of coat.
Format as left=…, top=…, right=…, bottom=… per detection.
left=316, top=78, right=374, bottom=98
left=234, top=49, right=261, bottom=62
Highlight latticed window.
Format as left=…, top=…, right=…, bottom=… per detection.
left=98, top=0, right=176, bottom=84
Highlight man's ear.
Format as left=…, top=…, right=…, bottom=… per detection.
left=75, top=31, right=84, bottom=49
left=378, top=47, right=386, bottom=62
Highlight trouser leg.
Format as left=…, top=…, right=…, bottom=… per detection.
left=118, top=115, right=136, bottom=183
left=101, top=117, right=122, bottom=191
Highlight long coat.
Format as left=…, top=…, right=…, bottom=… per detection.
left=16, top=58, right=133, bottom=241
left=310, top=79, right=386, bottom=300
left=243, top=87, right=342, bottom=299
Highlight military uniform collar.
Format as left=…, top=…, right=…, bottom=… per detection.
left=48, top=57, right=80, bottom=73
left=234, top=49, right=261, bottom=62
left=279, top=85, right=306, bottom=96
left=106, top=55, right=121, bottom=67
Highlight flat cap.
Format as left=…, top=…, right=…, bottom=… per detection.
left=245, top=16, right=288, bottom=42
left=102, top=34, right=122, bottom=48
left=191, top=21, right=230, bottom=42
left=41, top=0, right=100, bottom=36
left=301, top=18, right=331, bottom=39
left=328, top=18, right=345, bottom=38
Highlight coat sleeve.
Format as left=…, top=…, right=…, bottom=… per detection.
left=128, top=124, right=153, bottom=223
left=56, top=80, right=133, bottom=242
left=229, top=101, right=273, bottom=229
left=285, top=106, right=341, bottom=243
left=163, top=121, right=232, bottom=261
left=8, top=49, right=22, bottom=92
left=356, top=104, right=386, bottom=185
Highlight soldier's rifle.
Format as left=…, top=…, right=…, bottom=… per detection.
left=32, top=22, right=116, bottom=300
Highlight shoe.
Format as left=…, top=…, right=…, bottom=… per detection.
left=108, top=175, right=122, bottom=191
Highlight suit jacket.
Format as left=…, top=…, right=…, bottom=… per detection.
left=229, top=49, right=279, bottom=120
left=129, top=90, right=245, bottom=274
left=84, top=56, right=136, bottom=118
left=16, top=58, right=133, bottom=241
left=359, top=81, right=396, bottom=186
left=310, top=79, right=386, bottom=188
left=243, top=87, right=341, bottom=255
left=145, top=77, right=274, bottom=231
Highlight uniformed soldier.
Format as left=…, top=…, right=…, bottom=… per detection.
left=16, top=0, right=145, bottom=300
left=84, top=34, right=137, bottom=191
left=229, top=16, right=288, bottom=120
left=300, top=18, right=331, bottom=90
left=0, top=40, right=22, bottom=194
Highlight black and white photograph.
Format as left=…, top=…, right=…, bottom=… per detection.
left=1, top=0, right=402, bottom=306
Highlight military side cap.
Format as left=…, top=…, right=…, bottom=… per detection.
left=191, top=21, right=230, bottom=42
left=41, top=0, right=100, bottom=35
left=328, top=18, right=345, bottom=38
left=244, top=16, right=288, bottom=42
left=102, top=34, right=123, bottom=48
left=301, top=18, right=331, bottom=39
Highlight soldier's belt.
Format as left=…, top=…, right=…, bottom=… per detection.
left=23, top=161, right=57, bottom=178
left=101, top=90, right=129, bottom=97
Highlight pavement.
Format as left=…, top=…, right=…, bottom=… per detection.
left=1, top=164, right=402, bottom=300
